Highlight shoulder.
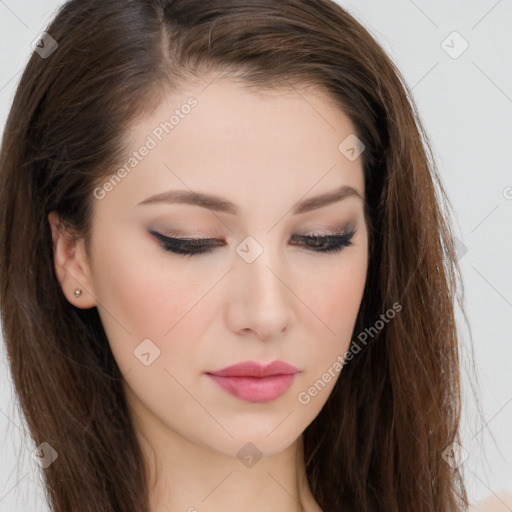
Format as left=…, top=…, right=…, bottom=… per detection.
left=469, top=491, right=512, bottom=512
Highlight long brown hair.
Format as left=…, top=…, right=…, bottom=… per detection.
left=0, top=1, right=469, bottom=510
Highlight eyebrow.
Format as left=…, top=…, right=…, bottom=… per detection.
left=136, top=184, right=363, bottom=215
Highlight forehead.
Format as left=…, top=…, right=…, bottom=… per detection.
left=96, top=76, right=365, bottom=217
left=128, top=75, right=358, bottom=158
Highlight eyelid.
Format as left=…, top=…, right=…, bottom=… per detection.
left=152, top=220, right=355, bottom=239
left=149, top=227, right=356, bottom=255
left=292, top=221, right=355, bottom=237
left=149, top=230, right=221, bottom=243
left=151, top=230, right=348, bottom=242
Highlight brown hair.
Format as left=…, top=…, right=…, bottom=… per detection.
left=0, top=1, right=469, bottom=510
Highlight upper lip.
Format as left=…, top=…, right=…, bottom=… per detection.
left=206, top=360, right=300, bottom=378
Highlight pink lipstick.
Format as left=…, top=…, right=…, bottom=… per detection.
left=206, top=360, right=300, bottom=403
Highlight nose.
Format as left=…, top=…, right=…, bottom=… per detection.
left=225, top=238, right=295, bottom=341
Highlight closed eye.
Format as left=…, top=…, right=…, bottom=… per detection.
left=149, top=229, right=356, bottom=257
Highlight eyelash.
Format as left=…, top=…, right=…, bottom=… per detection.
left=149, top=229, right=356, bottom=257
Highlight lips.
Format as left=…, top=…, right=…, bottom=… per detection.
left=207, top=360, right=299, bottom=378
left=205, top=360, right=300, bottom=403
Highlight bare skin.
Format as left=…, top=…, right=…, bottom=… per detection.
left=48, top=74, right=511, bottom=511
left=56, top=74, right=505, bottom=510
left=470, top=492, right=512, bottom=512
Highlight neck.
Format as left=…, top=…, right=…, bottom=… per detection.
left=134, top=415, right=321, bottom=512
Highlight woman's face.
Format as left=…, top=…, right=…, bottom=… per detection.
left=65, top=77, right=368, bottom=458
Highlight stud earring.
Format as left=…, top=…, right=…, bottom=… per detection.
left=74, top=289, right=82, bottom=298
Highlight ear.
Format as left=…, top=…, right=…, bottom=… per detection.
left=48, top=211, right=97, bottom=309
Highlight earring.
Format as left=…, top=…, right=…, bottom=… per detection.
left=74, top=288, right=82, bottom=298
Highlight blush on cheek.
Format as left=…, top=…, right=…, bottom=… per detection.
left=314, top=273, right=366, bottom=347
left=114, top=280, right=197, bottom=341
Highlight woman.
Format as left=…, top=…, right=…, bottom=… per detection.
left=0, top=0, right=485, bottom=510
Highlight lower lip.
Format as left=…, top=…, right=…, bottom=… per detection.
left=206, top=373, right=297, bottom=403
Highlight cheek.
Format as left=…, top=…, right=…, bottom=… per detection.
left=292, top=257, right=367, bottom=412
left=297, top=249, right=368, bottom=371
left=324, top=265, right=367, bottom=336
left=86, top=227, right=369, bottom=455
left=303, top=251, right=367, bottom=335
left=90, top=239, right=210, bottom=375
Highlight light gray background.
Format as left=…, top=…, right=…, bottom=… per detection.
left=0, top=1, right=511, bottom=511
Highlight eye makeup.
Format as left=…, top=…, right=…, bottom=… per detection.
left=148, top=224, right=357, bottom=258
